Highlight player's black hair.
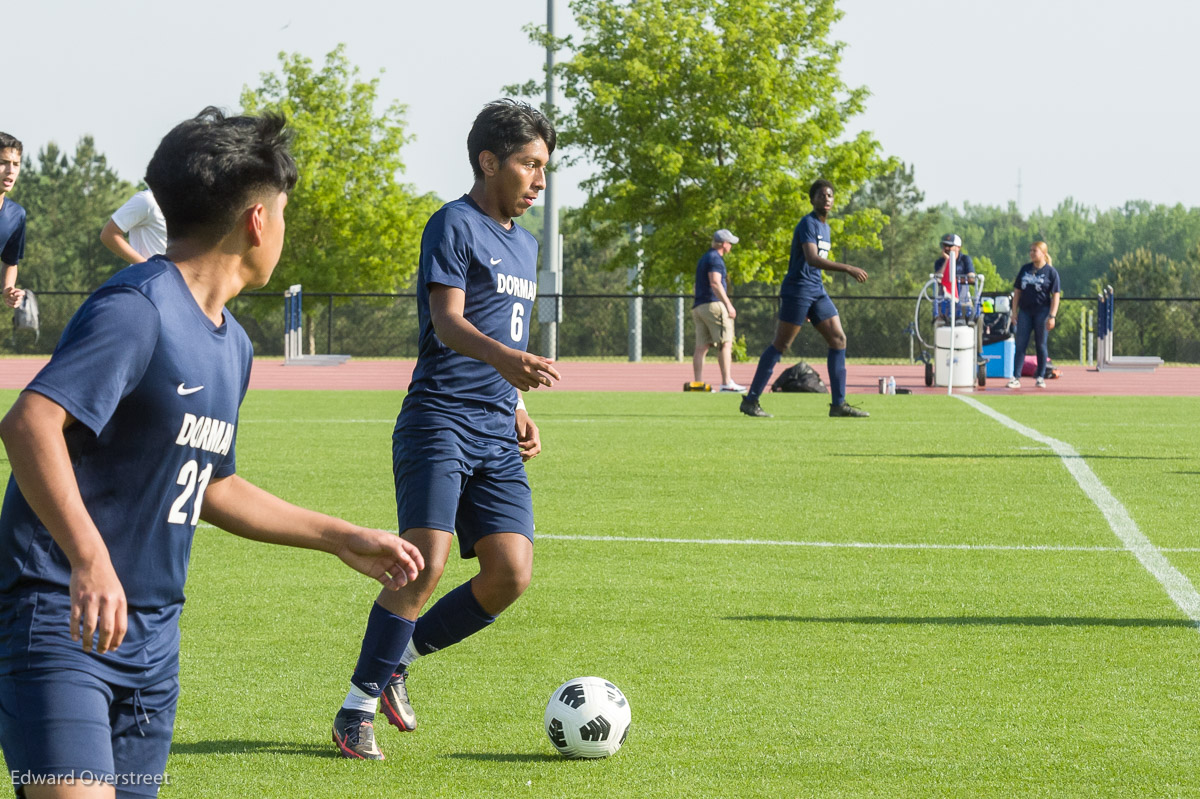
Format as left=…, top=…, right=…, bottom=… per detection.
left=0, top=132, right=22, bottom=155
left=809, top=178, right=834, bottom=200
left=467, top=99, right=556, bottom=181
left=145, top=107, right=298, bottom=243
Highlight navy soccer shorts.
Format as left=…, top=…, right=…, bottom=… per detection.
left=393, top=427, right=534, bottom=558
left=0, top=667, right=178, bottom=797
left=778, top=289, right=838, bottom=328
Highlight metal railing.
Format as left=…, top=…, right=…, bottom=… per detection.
left=7, top=290, right=1199, bottom=364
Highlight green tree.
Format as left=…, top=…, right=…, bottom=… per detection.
left=240, top=45, right=439, bottom=293
left=841, top=162, right=941, bottom=293
left=12, top=137, right=134, bottom=292
left=1100, top=248, right=1194, bottom=360
left=514, top=0, right=892, bottom=290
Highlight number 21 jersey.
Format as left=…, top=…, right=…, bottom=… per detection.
left=0, top=257, right=252, bottom=684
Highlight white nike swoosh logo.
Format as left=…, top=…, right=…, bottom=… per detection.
left=490, top=257, right=502, bottom=265
left=177, top=383, right=204, bottom=396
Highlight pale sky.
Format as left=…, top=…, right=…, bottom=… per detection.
left=7, top=0, right=1198, bottom=215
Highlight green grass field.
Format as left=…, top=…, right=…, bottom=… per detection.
left=2, top=389, right=1200, bottom=797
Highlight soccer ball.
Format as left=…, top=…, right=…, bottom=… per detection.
left=544, top=676, right=631, bottom=759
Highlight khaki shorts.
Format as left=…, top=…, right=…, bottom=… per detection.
left=692, top=302, right=735, bottom=347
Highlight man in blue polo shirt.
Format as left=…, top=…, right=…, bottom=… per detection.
left=740, top=179, right=870, bottom=418
left=692, top=229, right=744, bottom=392
left=0, top=108, right=423, bottom=796
left=332, top=100, right=559, bottom=760
left=0, top=132, right=26, bottom=310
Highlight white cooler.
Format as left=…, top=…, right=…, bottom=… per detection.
left=934, top=325, right=975, bottom=388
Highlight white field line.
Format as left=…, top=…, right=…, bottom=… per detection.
left=957, top=394, right=1200, bottom=627
left=191, top=524, right=1200, bottom=554
left=534, top=534, right=1200, bottom=554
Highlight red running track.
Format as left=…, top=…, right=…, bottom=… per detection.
left=2, top=358, right=1196, bottom=396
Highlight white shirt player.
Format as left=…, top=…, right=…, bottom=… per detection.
left=110, top=189, right=168, bottom=259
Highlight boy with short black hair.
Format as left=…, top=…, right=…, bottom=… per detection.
left=333, top=99, right=559, bottom=760
left=0, top=132, right=26, bottom=309
left=0, top=108, right=424, bottom=795
left=740, top=179, right=870, bottom=419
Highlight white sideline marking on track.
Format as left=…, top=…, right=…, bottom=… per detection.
left=957, top=394, right=1200, bottom=629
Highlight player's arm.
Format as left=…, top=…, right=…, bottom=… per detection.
left=3, top=262, right=23, bottom=307
left=0, top=392, right=127, bottom=653
left=199, top=475, right=424, bottom=590
left=100, top=219, right=146, bottom=264
left=708, top=272, right=736, bottom=318
left=800, top=242, right=867, bottom=283
left=428, top=283, right=560, bottom=391
left=1047, top=290, right=1061, bottom=330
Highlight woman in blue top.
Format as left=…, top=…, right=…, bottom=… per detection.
left=1008, top=241, right=1061, bottom=388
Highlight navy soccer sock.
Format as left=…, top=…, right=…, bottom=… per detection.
left=828, top=348, right=847, bottom=406
left=350, top=602, right=416, bottom=697
left=411, top=581, right=497, bottom=657
left=747, top=345, right=784, bottom=401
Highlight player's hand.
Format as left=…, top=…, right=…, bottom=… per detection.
left=335, top=528, right=425, bottom=591
left=497, top=350, right=561, bottom=391
left=516, top=409, right=541, bottom=461
left=3, top=286, right=24, bottom=308
left=846, top=266, right=868, bottom=283
left=1046, top=317, right=1056, bottom=331
left=727, top=306, right=737, bottom=320
left=69, top=556, right=128, bottom=654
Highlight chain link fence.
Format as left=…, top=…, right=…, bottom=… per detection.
left=6, top=290, right=1198, bottom=364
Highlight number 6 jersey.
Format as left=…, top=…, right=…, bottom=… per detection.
left=399, top=195, right=539, bottom=441
left=0, top=256, right=252, bottom=686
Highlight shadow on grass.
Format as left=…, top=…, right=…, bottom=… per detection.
left=726, top=615, right=1198, bottom=629
left=171, top=740, right=339, bottom=758
left=445, top=753, right=562, bottom=763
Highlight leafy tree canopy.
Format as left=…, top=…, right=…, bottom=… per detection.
left=241, top=45, right=439, bottom=293
left=513, top=0, right=894, bottom=290
left=11, top=137, right=134, bottom=292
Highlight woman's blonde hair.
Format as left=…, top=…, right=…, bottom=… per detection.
left=1032, top=241, right=1052, bottom=265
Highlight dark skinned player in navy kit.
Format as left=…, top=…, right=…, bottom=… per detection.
left=333, top=100, right=559, bottom=760
left=740, top=180, right=870, bottom=419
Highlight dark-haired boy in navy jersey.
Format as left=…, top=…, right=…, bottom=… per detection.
left=0, top=131, right=27, bottom=309
left=0, top=108, right=424, bottom=795
left=333, top=99, right=559, bottom=760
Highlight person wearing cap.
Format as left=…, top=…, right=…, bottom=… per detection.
left=934, top=233, right=976, bottom=318
left=934, top=233, right=985, bottom=360
left=692, top=229, right=745, bottom=392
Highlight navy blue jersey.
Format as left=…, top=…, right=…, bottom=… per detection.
left=1013, top=263, right=1061, bottom=311
left=0, top=197, right=26, bottom=265
left=693, top=248, right=728, bottom=307
left=399, top=195, right=539, bottom=441
left=781, top=213, right=830, bottom=295
left=934, top=253, right=974, bottom=282
left=0, top=256, right=252, bottom=686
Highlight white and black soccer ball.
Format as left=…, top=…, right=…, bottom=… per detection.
left=544, top=676, right=631, bottom=759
